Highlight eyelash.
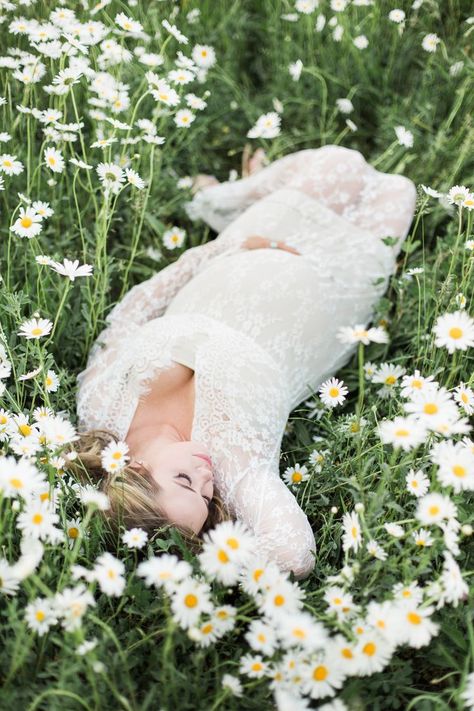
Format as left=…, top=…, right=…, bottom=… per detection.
left=178, top=473, right=211, bottom=505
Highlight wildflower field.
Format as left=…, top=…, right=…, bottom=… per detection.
left=0, top=0, right=473, bottom=709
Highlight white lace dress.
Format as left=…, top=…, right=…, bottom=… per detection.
left=76, top=145, right=417, bottom=579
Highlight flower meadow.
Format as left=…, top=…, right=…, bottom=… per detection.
left=0, top=0, right=473, bottom=709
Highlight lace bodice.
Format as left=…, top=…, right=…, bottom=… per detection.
left=76, top=145, right=417, bottom=579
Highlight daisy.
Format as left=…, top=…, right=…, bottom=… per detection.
left=239, top=653, right=269, bottom=679
left=125, top=168, right=145, bottom=189
left=364, top=361, right=378, bottom=379
left=405, top=468, right=430, bottom=497
left=296, top=0, right=319, bottom=13
left=318, top=377, right=348, bottom=407
left=377, top=415, right=428, bottom=451
left=96, top=162, right=125, bottom=193
left=354, top=630, right=394, bottom=675
left=341, top=510, right=362, bottom=553
left=93, top=552, right=126, bottom=597
left=330, top=633, right=360, bottom=677
left=336, top=323, right=388, bottom=346
left=90, top=137, right=117, bottom=149
left=393, top=604, right=439, bottom=648
left=163, top=226, right=186, bottom=249
left=384, top=522, right=404, bottom=538
left=403, top=386, right=460, bottom=429
left=289, top=59, right=303, bottom=81
left=366, top=539, right=387, bottom=560
left=399, top=369, right=437, bottom=399
left=51, top=67, right=82, bottom=94
left=412, top=528, right=434, bottom=547
left=455, top=293, right=467, bottom=309
left=70, top=157, right=93, bottom=170
left=48, top=258, right=93, bottom=281
left=77, top=485, right=110, bottom=511
left=211, top=605, right=237, bottom=635
left=277, top=610, right=329, bottom=653
left=372, top=362, right=406, bottom=390
left=283, top=463, right=310, bottom=487
left=430, top=439, right=474, bottom=493
left=245, top=618, right=278, bottom=656
left=256, top=577, right=305, bottom=620
left=388, top=9, right=406, bottom=23
left=137, top=553, right=193, bottom=594
left=54, top=583, right=96, bottom=632
left=198, top=538, right=241, bottom=586
left=392, top=581, right=424, bottom=605
left=300, top=650, right=346, bottom=699
left=24, top=597, right=58, bottom=636
left=168, top=68, right=195, bottom=85
left=115, top=12, right=143, bottom=34
left=149, top=81, right=180, bottom=107
left=122, top=527, right=148, bottom=549
left=161, top=19, right=188, bottom=45
left=205, top=519, right=256, bottom=568
left=170, top=577, right=213, bottom=629
left=440, top=552, right=469, bottom=607
left=416, top=492, right=457, bottom=526
left=65, top=517, right=83, bottom=549
left=16, top=499, right=61, bottom=541
left=336, top=98, right=354, bottom=114
left=100, top=439, right=129, bottom=473
left=395, top=126, right=414, bottom=148
left=221, top=673, right=243, bottom=697
left=174, top=109, right=196, bottom=128
left=0, top=153, right=24, bottom=175
left=247, top=112, right=281, bottom=139
left=10, top=207, right=43, bottom=239
left=0, top=455, right=46, bottom=499
left=17, top=317, right=53, bottom=340
left=44, top=146, right=65, bottom=173
left=422, top=33, right=441, bottom=52
left=324, top=586, right=357, bottom=618
left=32, top=200, right=54, bottom=218
left=353, top=35, right=369, bottom=49
left=365, top=599, right=401, bottom=644
left=453, top=382, right=474, bottom=414
left=76, top=638, right=98, bottom=656
left=432, top=310, right=474, bottom=353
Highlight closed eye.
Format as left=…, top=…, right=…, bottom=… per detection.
left=176, top=472, right=211, bottom=508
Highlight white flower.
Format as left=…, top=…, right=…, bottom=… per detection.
left=453, top=382, right=474, bottom=414
left=318, top=377, right=348, bottom=407
left=446, top=185, right=470, bottom=206
left=163, top=226, right=186, bottom=250
left=283, top=463, right=310, bottom=487
left=247, top=112, right=281, bottom=139
left=341, top=510, right=362, bottom=553
left=337, top=323, right=389, bottom=345
left=77, top=485, right=110, bottom=511
left=430, top=439, right=474, bottom=493
left=289, top=59, right=303, bottom=81
left=96, top=162, right=125, bottom=193
left=170, top=577, right=213, bottom=630
left=161, top=19, right=188, bottom=45
left=192, top=44, right=216, bottom=69
left=44, top=146, right=65, bottom=173
left=222, top=673, right=243, bottom=696
left=460, top=672, right=474, bottom=710
left=388, top=9, right=406, bottom=23
left=125, top=168, right=145, bottom=189
left=0, top=153, right=24, bottom=175
left=24, top=597, right=58, bottom=636
left=384, top=523, right=404, bottom=538
left=353, top=35, right=369, bottom=49
left=100, top=439, right=129, bottom=473
left=11, top=207, right=43, bottom=239
left=422, top=33, right=441, bottom=52
left=392, top=604, right=439, bottom=648
left=122, top=527, right=148, bottom=549
left=412, top=528, right=434, bottom=547
left=48, top=258, right=93, bottom=281
left=416, top=492, right=457, bottom=526
left=115, top=12, right=143, bottom=34
left=137, top=553, right=192, bottom=594
left=405, top=468, right=430, bottom=497
left=394, top=125, right=414, bottom=147
left=296, top=0, right=319, bottom=13
left=377, top=415, right=428, bottom=451
left=17, top=317, right=53, bottom=340
left=336, top=98, right=354, bottom=114
left=174, top=109, right=196, bottom=128
left=55, top=583, right=96, bottom=632
left=93, top=552, right=126, bottom=596
left=366, top=539, right=387, bottom=560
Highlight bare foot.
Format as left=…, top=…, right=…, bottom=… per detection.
left=190, top=173, right=219, bottom=196
left=242, top=144, right=269, bottom=177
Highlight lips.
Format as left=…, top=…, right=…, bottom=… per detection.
left=195, top=453, right=213, bottom=468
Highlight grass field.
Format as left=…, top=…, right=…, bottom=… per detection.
left=0, top=1, right=473, bottom=709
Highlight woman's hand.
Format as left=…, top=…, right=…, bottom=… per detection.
left=241, top=235, right=301, bottom=255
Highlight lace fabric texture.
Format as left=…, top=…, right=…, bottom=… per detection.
left=76, top=145, right=417, bottom=580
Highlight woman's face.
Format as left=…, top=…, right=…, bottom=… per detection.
left=146, top=440, right=214, bottom=535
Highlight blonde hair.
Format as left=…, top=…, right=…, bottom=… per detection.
left=65, top=428, right=231, bottom=554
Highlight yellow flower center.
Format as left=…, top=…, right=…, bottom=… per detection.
left=424, top=403, right=438, bottom=415
left=395, top=428, right=410, bottom=437
left=21, top=217, right=33, bottom=228
left=363, top=642, right=376, bottom=656
left=351, top=526, right=358, bottom=538
left=35, top=610, right=46, bottom=621
left=292, top=472, right=303, bottom=482
left=253, top=568, right=264, bottom=581
left=428, top=505, right=440, bottom=516
left=184, top=593, right=198, bottom=608
left=9, top=478, right=23, bottom=489
left=257, top=633, right=266, bottom=642
left=217, top=549, right=229, bottom=563
left=385, top=375, right=396, bottom=385
left=293, top=628, right=306, bottom=639
left=452, top=465, right=466, bottom=477
left=274, top=594, right=285, bottom=606
left=251, top=662, right=263, bottom=672
left=68, top=527, right=79, bottom=538
left=226, top=537, right=239, bottom=549
left=201, top=623, right=213, bottom=634
left=31, top=328, right=43, bottom=336
left=19, top=423, right=32, bottom=436
left=32, top=513, right=43, bottom=524
left=407, top=612, right=421, bottom=625
left=341, top=647, right=353, bottom=659
left=329, top=387, right=340, bottom=397
left=449, top=327, right=463, bottom=339
left=313, top=665, right=328, bottom=681
left=412, top=379, right=422, bottom=388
